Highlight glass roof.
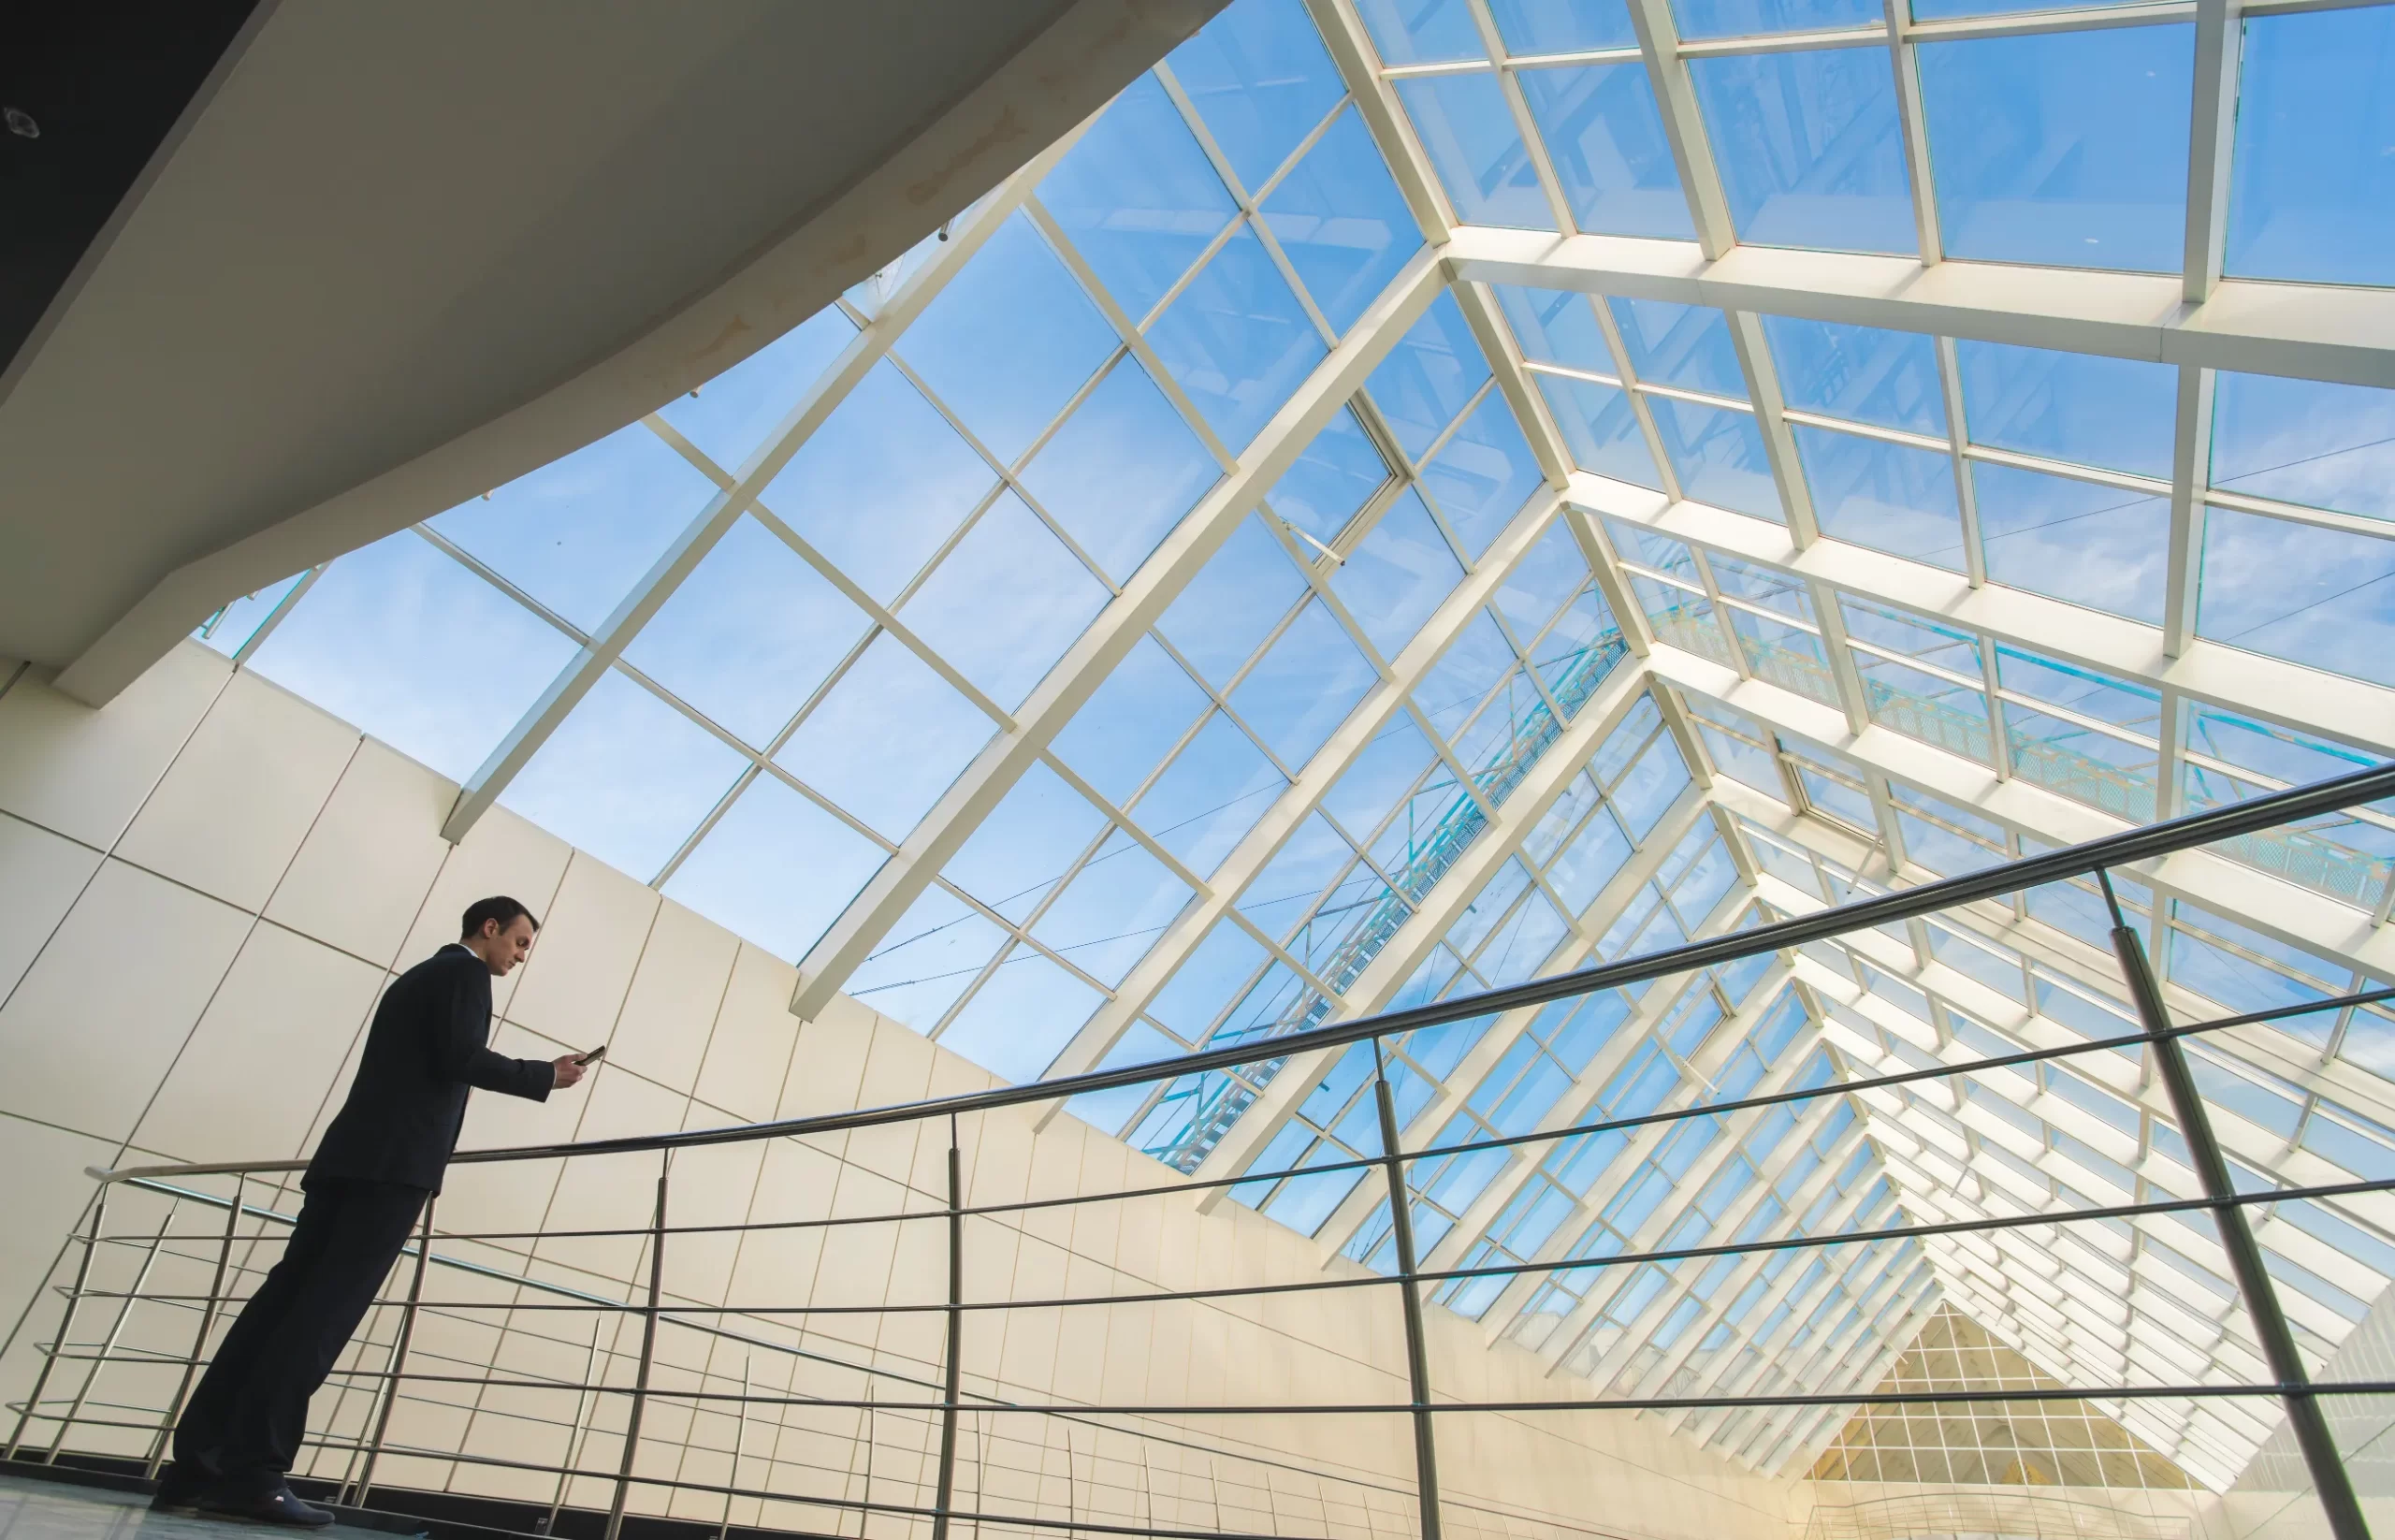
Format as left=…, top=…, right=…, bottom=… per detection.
left=195, top=0, right=2395, bottom=1495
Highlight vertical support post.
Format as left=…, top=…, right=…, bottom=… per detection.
left=2101, top=870, right=2372, bottom=1540
left=147, top=1175, right=243, bottom=1479
left=50, top=1197, right=177, bottom=1461
left=7, top=1184, right=107, bottom=1462
left=604, top=1153, right=672, bottom=1540
left=716, top=1354, right=751, bottom=1540
left=539, top=1314, right=605, bottom=1534
left=932, top=1114, right=965, bottom=1540
left=1369, top=1041, right=1444, bottom=1540
left=351, top=1193, right=438, bottom=1509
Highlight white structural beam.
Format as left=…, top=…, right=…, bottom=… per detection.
left=1625, top=0, right=1737, bottom=260
left=790, top=246, right=1448, bottom=1019
left=2183, top=0, right=2246, bottom=305
left=1443, top=226, right=2395, bottom=388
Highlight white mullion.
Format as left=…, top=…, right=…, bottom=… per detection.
left=1624, top=0, right=1736, bottom=258
left=1460, top=1, right=1583, bottom=237
left=1927, top=335, right=1991, bottom=591
left=1908, top=1, right=2198, bottom=40
left=434, top=148, right=1062, bottom=846
left=1636, top=379, right=1754, bottom=414
left=1301, top=0, right=1455, bottom=243
left=1590, top=299, right=1687, bottom=503
left=1780, top=409, right=1950, bottom=458
left=1961, top=441, right=2173, bottom=499
left=1523, top=358, right=1628, bottom=390
left=1726, top=311, right=1823, bottom=547
left=225, top=564, right=325, bottom=665
left=1880, top=0, right=1944, bottom=265
left=1674, top=25, right=1890, bottom=56
left=2162, top=364, right=2215, bottom=660
left=2185, top=0, right=2244, bottom=303
left=1685, top=547, right=1756, bottom=684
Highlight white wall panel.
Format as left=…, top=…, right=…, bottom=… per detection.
left=0, top=646, right=225, bottom=850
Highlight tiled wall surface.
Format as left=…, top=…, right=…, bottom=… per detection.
left=0, top=644, right=1797, bottom=1540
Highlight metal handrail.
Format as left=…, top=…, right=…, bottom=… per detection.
left=87, top=756, right=2395, bottom=1186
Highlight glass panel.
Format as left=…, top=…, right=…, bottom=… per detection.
left=1761, top=316, right=1945, bottom=438
left=1917, top=27, right=2195, bottom=273
left=1169, top=0, right=1349, bottom=196
left=194, top=571, right=307, bottom=659
left=1395, top=73, right=1557, bottom=230
left=1971, top=462, right=2168, bottom=626
left=1415, top=610, right=1520, bottom=746
left=1260, top=106, right=1423, bottom=336
left=2225, top=6, right=2395, bottom=288
left=1148, top=222, right=1328, bottom=453
left=1689, top=51, right=1914, bottom=254
left=774, top=633, right=998, bottom=840
left=1496, top=521, right=1589, bottom=636
left=1708, top=554, right=1810, bottom=620
left=1952, top=340, right=2175, bottom=480
left=839, top=884, right=1009, bottom=1030
left=1160, top=514, right=1309, bottom=687
left=1230, top=599, right=1382, bottom=768
left=1537, top=373, right=1662, bottom=487
left=1516, top=65, right=1694, bottom=240
left=1421, top=390, right=1547, bottom=559
left=664, top=776, right=890, bottom=964
left=1134, top=712, right=1290, bottom=874
left=1355, top=0, right=1487, bottom=65
left=2199, top=507, right=2395, bottom=690
left=1023, top=355, right=1223, bottom=583
left=1149, top=919, right=1270, bottom=1042
left=658, top=307, right=857, bottom=472
left=2210, top=372, right=2395, bottom=524
left=501, top=670, right=747, bottom=882
left=247, top=532, right=579, bottom=784
left=1652, top=398, right=1780, bottom=522
left=1675, top=0, right=1880, bottom=39
left=1268, top=406, right=1393, bottom=544
left=945, top=762, right=1110, bottom=923
left=1052, top=635, right=1212, bottom=806
left=623, top=515, right=870, bottom=749
left=1488, top=0, right=1639, bottom=51
left=1369, top=292, right=1494, bottom=463
left=762, top=358, right=997, bottom=605
left=939, top=946, right=1106, bottom=1083
left=1853, top=651, right=1994, bottom=764
left=1609, top=298, right=1747, bottom=400
left=427, top=424, right=713, bottom=632
left=1495, top=285, right=1611, bottom=374
left=898, top=491, right=1110, bottom=710
left=1038, top=73, right=1236, bottom=327
left=896, top=211, right=1120, bottom=464
left=1838, top=596, right=1980, bottom=676
left=1733, top=610, right=1840, bottom=706
left=1334, top=488, right=1468, bottom=658
left=1796, top=426, right=1965, bottom=571
left=1032, top=831, right=1198, bottom=986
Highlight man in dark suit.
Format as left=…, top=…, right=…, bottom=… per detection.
left=153, top=896, right=589, bottom=1526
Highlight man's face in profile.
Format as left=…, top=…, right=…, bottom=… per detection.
left=478, top=916, right=538, bottom=977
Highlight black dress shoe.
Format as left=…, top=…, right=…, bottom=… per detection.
left=196, top=1486, right=337, bottom=1528
left=150, top=1462, right=212, bottom=1516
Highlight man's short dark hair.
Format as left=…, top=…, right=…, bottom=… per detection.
left=460, top=896, right=540, bottom=940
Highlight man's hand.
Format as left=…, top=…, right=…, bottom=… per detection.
left=550, top=1053, right=589, bottom=1090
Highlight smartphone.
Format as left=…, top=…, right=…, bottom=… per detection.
left=576, top=1044, right=609, bottom=1067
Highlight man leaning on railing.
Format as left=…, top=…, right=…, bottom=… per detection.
left=152, top=896, right=592, bottom=1528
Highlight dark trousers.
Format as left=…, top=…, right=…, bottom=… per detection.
left=172, top=1178, right=427, bottom=1492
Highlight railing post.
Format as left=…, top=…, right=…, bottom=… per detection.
left=932, top=1113, right=965, bottom=1540
left=715, top=1353, right=750, bottom=1540
left=605, top=1151, right=671, bottom=1540
left=2100, top=869, right=2372, bottom=1540
left=49, top=1196, right=177, bottom=1462
left=147, top=1175, right=242, bottom=1479
left=1370, top=1041, right=1444, bottom=1540
left=6, top=1183, right=107, bottom=1462
left=350, top=1192, right=437, bottom=1509
left=539, top=1314, right=606, bottom=1535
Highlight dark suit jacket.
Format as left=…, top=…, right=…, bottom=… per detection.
left=307, top=944, right=555, bottom=1192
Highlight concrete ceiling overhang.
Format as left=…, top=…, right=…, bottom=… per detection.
left=1, top=0, right=1225, bottom=705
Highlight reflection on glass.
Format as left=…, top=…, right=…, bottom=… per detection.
left=2199, top=507, right=2395, bottom=690
left=1796, top=426, right=1964, bottom=570
left=774, top=633, right=997, bottom=840
left=1917, top=27, right=2194, bottom=272
left=1168, top=0, right=1349, bottom=196
left=2226, top=7, right=2395, bottom=288
left=1537, top=373, right=1662, bottom=487
left=1971, top=463, right=2167, bottom=626
left=501, top=670, right=747, bottom=882
left=1396, top=73, right=1557, bottom=230
left=1421, top=391, right=1548, bottom=559
left=1494, top=284, right=1611, bottom=373
left=1147, top=223, right=1328, bottom=452
left=1674, top=0, right=1879, bottom=39
left=1260, top=107, right=1423, bottom=336
left=1369, top=291, right=1495, bottom=462
left=1355, top=0, right=1487, bottom=65
left=1952, top=340, right=2175, bottom=479
left=1609, top=298, right=1747, bottom=399
left=896, top=211, right=1120, bottom=465
left=1335, top=488, right=1468, bottom=658
left=1038, top=74, right=1236, bottom=327
left=247, top=532, right=579, bottom=784
left=2210, top=372, right=2395, bottom=525
left=663, top=776, right=891, bottom=965
left=1269, top=406, right=1393, bottom=543
left=625, top=515, right=868, bottom=749
left=1653, top=398, right=1781, bottom=522
left=1690, top=50, right=1914, bottom=254
left=1761, top=316, right=1944, bottom=437
left=1517, top=65, right=1693, bottom=240
left=1488, top=0, right=1638, bottom=51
